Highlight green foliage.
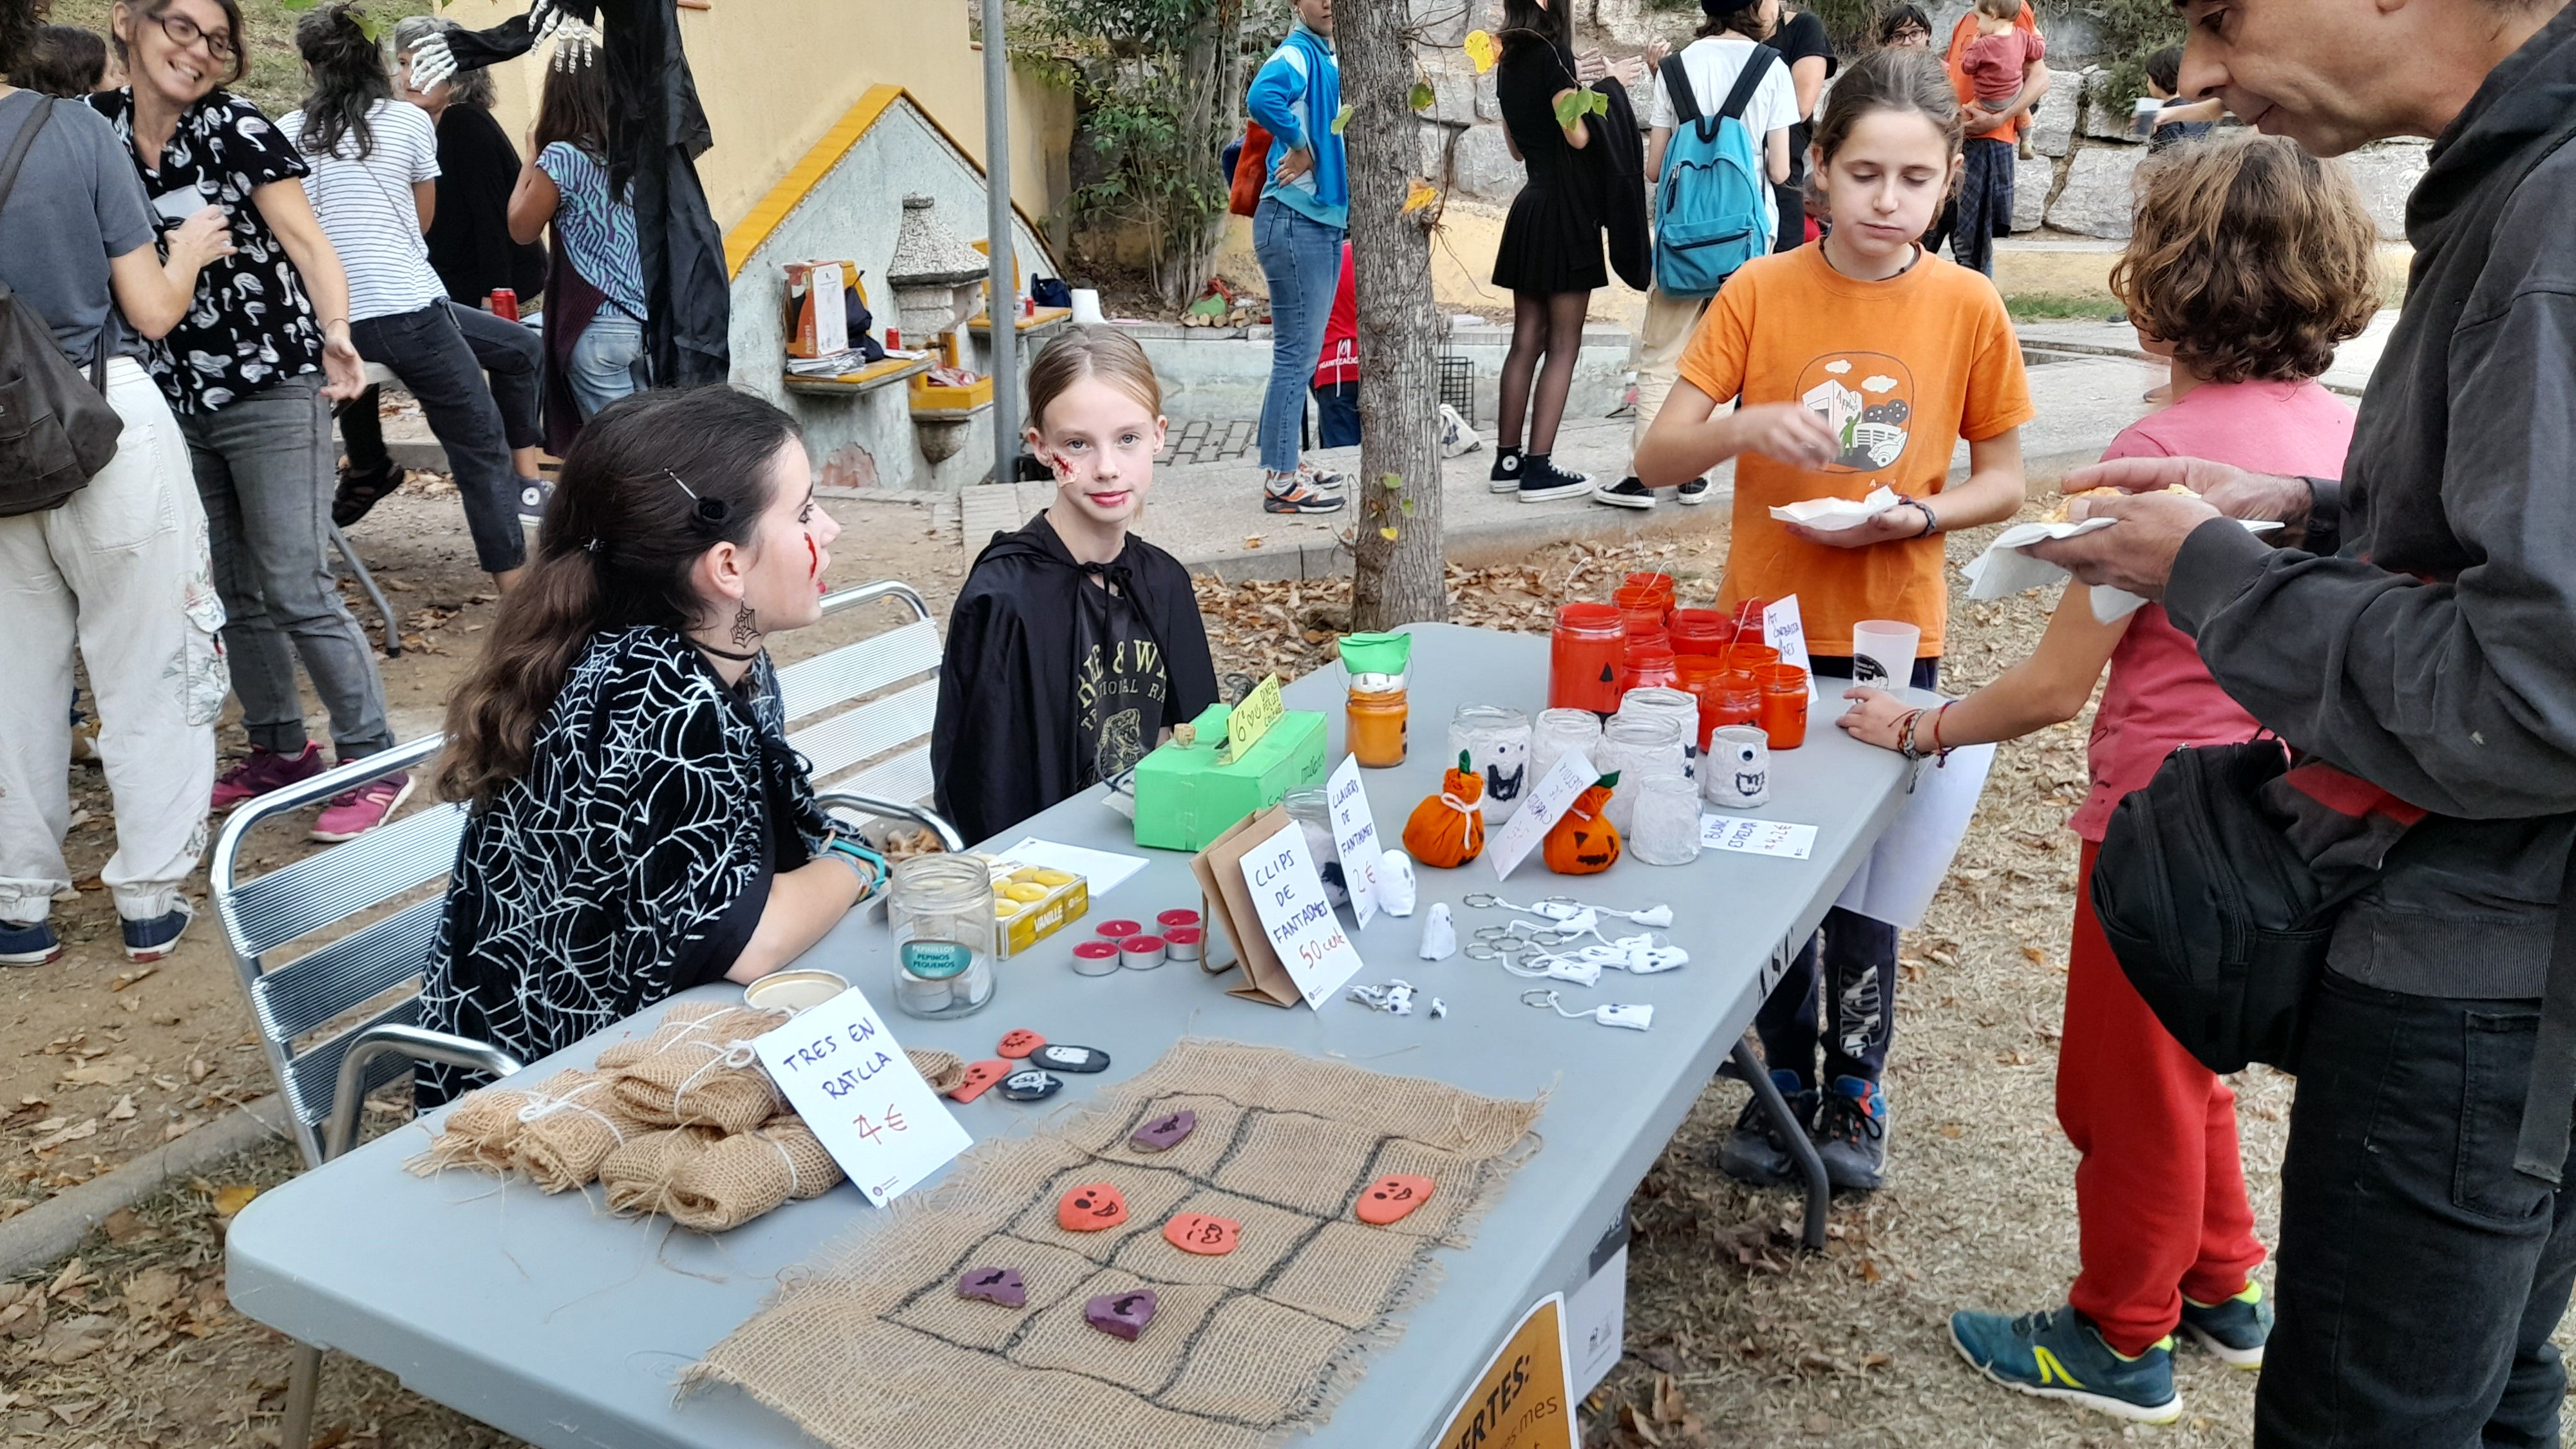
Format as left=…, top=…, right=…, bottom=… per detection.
left=1019, top=0, right=1260, bottom=301
left=1549, top=87, right=1609, bottom=128
left=48, top=0, right=428, bottom=115
left=2069, top=0, right=2185, bottom=112
left=2004, top=290, right=2128, bottom=321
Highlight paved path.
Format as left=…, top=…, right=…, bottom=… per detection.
left=2014, top=307, right=2398, bottom=397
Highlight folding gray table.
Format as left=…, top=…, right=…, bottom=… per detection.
left=227, top=623, right=1919, bottom=1448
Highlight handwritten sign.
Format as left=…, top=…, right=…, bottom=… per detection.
left=1325, top=753, right=1384, bottom=928
left=1701, top=813, right=1818, bottom=860
left=1764, top=595, right=1815, bottom=696
left=1220, top=674, right=1287, bottom=763
left=1488, top=749, right=1599, bottom=881
left=753, top=985, right=972, bottom=1207
left=1434, top=1293, right=1577, bottom=1449
left=1240, top=816, right=1366, bottom=1010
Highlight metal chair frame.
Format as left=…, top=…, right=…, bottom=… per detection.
left=781, top=580, right=964, bottom=850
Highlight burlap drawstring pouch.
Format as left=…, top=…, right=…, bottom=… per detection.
left=595, top=1003, right=788, bottom=1073
left=600, top=1124, right=726, bottom=1217
left=510, top=1070, right=651, bottom=1193
left=611, top=1035, right=785, bottom=1134
left=663, top=1115, right=844, bottom=1233
left=905, top=1049, right=965, bottom=1095
left=405, top=1079, right=542, bottom=1176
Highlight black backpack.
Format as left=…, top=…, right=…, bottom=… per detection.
left=2086, top=739, right=2374, bottom=1074
left=0, top=99, right=124, bottom=516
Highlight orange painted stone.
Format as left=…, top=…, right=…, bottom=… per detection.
left=1162, top=1213, right=1241, bottom=1256
left=1057, top=1182, right=1129, bottom=1231
left=1354, top=1175, right=1437, bottom=1226
left=997, top=1028, right=1046, bottom=1059
left=947, top=1059, right=1011, bottom=1103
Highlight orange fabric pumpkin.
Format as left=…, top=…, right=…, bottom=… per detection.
left=1544, top=776, right=1622, bottom=875
left=1402, top=760, right=1486, bottom=867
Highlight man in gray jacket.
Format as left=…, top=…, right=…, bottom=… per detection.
left=2033, top=0, right=2576, bottom=1440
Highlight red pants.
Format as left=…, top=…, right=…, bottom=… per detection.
left=2057, top=838, right=2269, bottom=1357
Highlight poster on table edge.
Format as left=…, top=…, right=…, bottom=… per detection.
left=1434, top=1291, right=1578, bottom=1449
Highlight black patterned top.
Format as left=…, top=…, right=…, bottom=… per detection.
left=86, top=89, right=325, bottom=415
left=416, top=627, right=833, bottom=1106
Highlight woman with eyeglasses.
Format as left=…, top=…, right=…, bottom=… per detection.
left=90, top=0, right=422, bottom=844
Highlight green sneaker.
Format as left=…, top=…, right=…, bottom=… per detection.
left=1949, top=1304, right=2182, bottom=1425
left=2181, top=1280, right=2272, bottom=1369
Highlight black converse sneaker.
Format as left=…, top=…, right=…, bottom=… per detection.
left=1678, top=477, right=1712, bottom=505
left=1591, top=476, right=1656, bottom=510
left=1515, top=454, right=1593, bottom=502
left=1488, top=447, right=1524, bottom=493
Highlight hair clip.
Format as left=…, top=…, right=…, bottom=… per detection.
left=664, top=469, right=730, bottom=529
left=582, top=536, right=602, bottom=553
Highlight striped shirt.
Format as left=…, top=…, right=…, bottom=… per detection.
left=536, top=142, right=646, bottom=318
left=280, top=99, right=446, bottom=322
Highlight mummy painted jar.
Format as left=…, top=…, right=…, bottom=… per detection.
left=1705, top=725, right=1771, bottom=810
left=1447, top=705, right=1531, bottom=824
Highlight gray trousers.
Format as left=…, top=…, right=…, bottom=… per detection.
left=180, top=375, right=394, bottom=760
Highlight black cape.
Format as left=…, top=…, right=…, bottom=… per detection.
left=445, top=0, right=729, bottom=386
left=930, top=513, right=1220, bottom=846
left=1589, top=78, right=1651, bottom=291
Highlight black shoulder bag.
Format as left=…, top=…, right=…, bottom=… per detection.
left=0, top=98, right=126, bottom=516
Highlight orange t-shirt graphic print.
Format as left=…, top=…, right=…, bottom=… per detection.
left=1676, top=244, right=2032, bottom=656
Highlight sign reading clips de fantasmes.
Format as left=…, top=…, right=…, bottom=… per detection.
left=1240, top=815, right=1367, bottom=1010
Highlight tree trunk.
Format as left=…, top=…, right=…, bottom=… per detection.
left=1340, top=0, right=1447, bottom=630
left=1157, top=0, right=1249, bottom=306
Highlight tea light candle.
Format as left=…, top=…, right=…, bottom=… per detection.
left=1119, top=935, right=1168, bottom=970
left=1163, top=927, right=1203, bottom=963
left=1157, top=908, right=1201, bottom=931
left=893, top=973, right=954, bottom=1015
left=1096, top=919, right=1143, bottom=940
left=1072, top=940, right=1122, bottom=977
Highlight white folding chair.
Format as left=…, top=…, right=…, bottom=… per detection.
left=777, top=579, right=965, bottom=849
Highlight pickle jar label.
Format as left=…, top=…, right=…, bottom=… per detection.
left=902, top=940, right=976, bottom=980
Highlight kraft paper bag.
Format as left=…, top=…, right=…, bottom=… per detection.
left=1188, top=806, right=1303, bottom=1009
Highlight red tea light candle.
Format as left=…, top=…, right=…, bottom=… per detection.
left=1095, top=919, right=1143, bottom=940
left=1071, top=940, right=1122, bottom=977
left=1157, top=908, right=1201, bottom=931
left=1119, top=935, right=1168, bottom=971
left=1163, top=927, right=1204, bottom=963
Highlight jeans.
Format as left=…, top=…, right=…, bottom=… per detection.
left=1252, top=198, right=1345, bottom=475
left=567, top=307, right=649, bottom=421
left=181, top=375, right=395, bottom=762
left=349, top=302, right=525, bottom=573
left=0, top=359, right=221, bottom=924
left=1949, top=138, right=2014, bottom=276
left=1311, top=381, right=1359, bottom=448
left=2256, top=971, right=2576, bottom=1448
left=1629, top=284, right=1714, bottom=454
left=1755, top=654, right=1941, bottom=1088
left=341, top=302, right=543, bottom=477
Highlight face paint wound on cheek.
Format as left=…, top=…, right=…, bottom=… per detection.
left=806, top=534, right=819, bottom=578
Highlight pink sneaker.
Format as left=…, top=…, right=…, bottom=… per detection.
left=210, top=743, right=327, bottom=811
left=311, top=772, right=414, bottom=842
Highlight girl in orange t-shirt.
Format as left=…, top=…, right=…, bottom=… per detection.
left=1633, top=44, right=2032, bottom=1194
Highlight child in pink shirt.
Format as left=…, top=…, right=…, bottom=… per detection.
left=1837, top=133, right=2382, bottom=1423
left=1962, top=0, right=2045, bottom=118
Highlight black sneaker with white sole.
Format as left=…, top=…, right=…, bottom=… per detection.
left=1591, top=476, right=1656, bottom=509
left=1488, top=448, right=1524, bottom=493
left=1678, top=477, right=1711, bottom=505
left=1515, top=455, right=1593, bottom=502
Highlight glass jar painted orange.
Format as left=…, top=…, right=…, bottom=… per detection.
left=1347, top=687, right=1410, bottom=767
left=1757, top=665, right=1810, bottom=750
left=1733, top=596, right=1772, bottom=634
left=1618, top=643, right=1679, bottom=694
left=1624, top=571, right=1678, bottom=608
left=1549, top=603, right=1625, bottom=714
left=1667, top=608, right=1736, bottom=658
left=1727, top=641, right=1781, bottom=675
left=1614, top=594, right=1669, bottom=635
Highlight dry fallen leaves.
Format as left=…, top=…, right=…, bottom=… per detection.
left=210, top=1184, right=259, bottom=1220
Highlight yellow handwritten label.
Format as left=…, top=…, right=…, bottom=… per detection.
left=1221, top=676, right=1287, bottom=762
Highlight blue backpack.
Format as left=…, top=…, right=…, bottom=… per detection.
left=1654, top=46, right=1779, bottom=298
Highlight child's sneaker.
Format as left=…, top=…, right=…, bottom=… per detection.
left=1677, top=477, right=1712, bottom=506
left=2181, top=1281, right=2272, bottom=1368
left=120, top=902, right=193, bottom=963
left=1261, top=473, right=1345, bottom=514
left=1950, top=1304, right=2183, bottom=1425
left=0, top=919, right=62, bottom=966
left=1589, top=477, right=1656, bottom=510
left=1714, top=1069, right=1815, bottom=1186
left=1488, top=446, right=1524, bottom=493
left=311, top=772, right=414, bottom=842
left=1815, top=1074, right=1889, bottom=1190
left=210, top=743, right=327, bottom=811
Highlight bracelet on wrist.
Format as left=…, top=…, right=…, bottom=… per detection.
left=821, top=837, right=886, bottom=891
left=1895, top=708, right=1927, bottom=762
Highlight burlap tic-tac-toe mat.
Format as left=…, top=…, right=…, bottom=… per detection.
left=683, top=1037, right=1545, bottom=1449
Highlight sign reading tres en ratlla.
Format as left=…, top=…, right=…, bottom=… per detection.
left=753, top=986, right=971, bottom=1207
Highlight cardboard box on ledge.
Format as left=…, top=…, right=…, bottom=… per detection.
left=1132, top=699, right=1329, bottom=852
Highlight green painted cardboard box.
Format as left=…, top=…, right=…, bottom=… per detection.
left=1132, top=703, right=1330, bottom=851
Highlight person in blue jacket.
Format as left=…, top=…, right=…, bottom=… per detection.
left=1244, top=0, right=1349, bottom=516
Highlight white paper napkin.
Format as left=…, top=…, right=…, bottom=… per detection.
left=1770, top=486, right=1903, bottom=532
left=1962, top=517, right=2282, bottom=623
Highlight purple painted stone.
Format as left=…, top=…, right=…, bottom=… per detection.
left=1085, top=1289, right=1157, bottom=1341
left=956, top=1267, right=1027, bottom=1308
left=1128, top=1109, right=1197, bottom=1153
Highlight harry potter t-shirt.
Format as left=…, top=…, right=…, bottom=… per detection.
left=1071, top=579, right=1171, bottom=787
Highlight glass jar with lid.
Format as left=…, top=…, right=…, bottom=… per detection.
left=886, top=855, right=996, bottom=1019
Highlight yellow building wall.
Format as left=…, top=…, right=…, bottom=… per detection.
left=434, top=0, right=1072, bottom=236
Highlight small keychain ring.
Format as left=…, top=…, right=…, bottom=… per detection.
left=1464, top=942, right=1505, bottom=960
left=1463, top=892, right=1503, bottom=909
left=1473, top=925, right=1517, bottom=942
left=1519, top=988, right=1560, bottom=1009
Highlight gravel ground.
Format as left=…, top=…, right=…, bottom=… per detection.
left=9, top=505, right=2555, bottom=1446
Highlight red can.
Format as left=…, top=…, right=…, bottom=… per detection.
left=486, top=288, right=519, bottom=321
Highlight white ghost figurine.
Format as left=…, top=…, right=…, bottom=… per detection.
left=1418, top=902, right=1458, bottom=961
left=1377, top=848, right=1418, bottom=916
